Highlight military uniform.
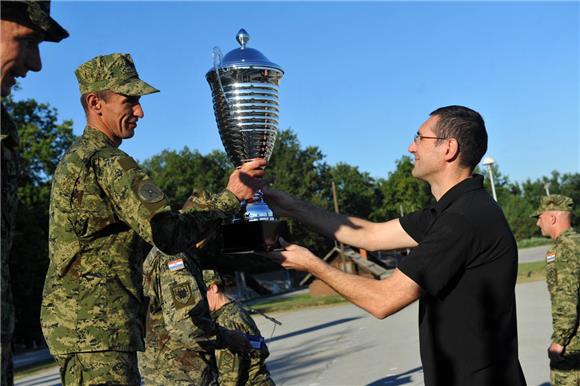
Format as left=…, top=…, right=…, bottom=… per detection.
left=1, top=2, right=68, bottom=385
left=140, top=191, right=245, bottom=385
left=206, top=271, right=275, bottom=386
left=140, top=247, right=219, bottom=385
left=41, top=54, right=240, bottom=385
left=534, top=195, right=580, bottom=385
left=1, top=105, right=19, bottom=386
left=545, top=227, right=580, bottom=386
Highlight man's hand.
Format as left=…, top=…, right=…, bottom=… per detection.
left=226, top=159, right=267, bottom=201
left=263, top=238, right=321, bottom=273
left=548, top=342, right=565, bottom=362
left=221, top=329, right=252, bottom=353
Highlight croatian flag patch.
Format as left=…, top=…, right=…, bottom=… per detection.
left=168, top=258, right=185, bottom=271
left=546, top=253, right=556, bottom=263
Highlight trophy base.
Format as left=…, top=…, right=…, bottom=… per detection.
left=222, top=220, right=289, bottom=254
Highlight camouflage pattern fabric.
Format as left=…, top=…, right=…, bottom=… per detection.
left=1, top=105, right=19, bottom=386
left=75, top=54, right=159, bottom=96
left=533, top=195, right=575, bottom=217
left=213, top=302, right=275, bottom=386
left=140, top=191, right=243, bottom=385
left=545, top=228, right=580, bottom=384
left=139, top=247, right=219, bottom=385
left=42, top=127, right=239, bottom=362
left=54, top=351, right=140, bottom=386
left=0, top=0, right=69, bottom=42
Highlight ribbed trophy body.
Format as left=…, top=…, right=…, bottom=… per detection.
left=206, top=29, right=288, bottom=253
left=207, top=69, right=282, bottom=168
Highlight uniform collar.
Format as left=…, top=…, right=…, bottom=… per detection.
left=556, top=227, right=576, bottom=243
left=433, top=174, right=485, bottom=214
left=83, top=126, right=116, bottom=148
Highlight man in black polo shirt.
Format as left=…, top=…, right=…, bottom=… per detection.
left=263, top=105, right=527, bottom=386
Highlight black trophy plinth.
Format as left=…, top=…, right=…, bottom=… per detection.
left=222, top=220, right=289, bottom=254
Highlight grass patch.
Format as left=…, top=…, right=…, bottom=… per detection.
left=517, top=260, right=546, bottom=284
left=517, top=237, right=552, bottom=249
left=248, top=293, right=347, bottom=314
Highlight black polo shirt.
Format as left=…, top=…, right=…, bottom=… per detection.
left=399, top=175, right=527, bottom=386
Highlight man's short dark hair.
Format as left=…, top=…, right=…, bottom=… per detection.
left=80, top=90, right=112, bottom=114
left=430, top=105, right=487, bottom=171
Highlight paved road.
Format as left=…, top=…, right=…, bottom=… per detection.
left=16, top=280, right=553, bottom=386
left=518, top=245, right=549, bottom=263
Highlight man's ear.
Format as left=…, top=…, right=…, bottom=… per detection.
left=85, top=93, right=103, bottom=114
left=444, top=138, right=460, bottom=162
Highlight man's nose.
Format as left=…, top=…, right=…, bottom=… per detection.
left=27, top=45, right=42, bottom=72
left=133, top=104, right=144, bottom=118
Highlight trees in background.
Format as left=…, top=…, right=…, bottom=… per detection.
left=7, top=99, right=578, bottom=348
left=4, top=97, right=74, bottom=348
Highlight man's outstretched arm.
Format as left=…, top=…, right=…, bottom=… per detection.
left=266, top=240, right=421, bottom=319
left=263, top=188, right=418, bottom=252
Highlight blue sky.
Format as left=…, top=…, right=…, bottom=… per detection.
left=14, top=1, right=580, bottom=183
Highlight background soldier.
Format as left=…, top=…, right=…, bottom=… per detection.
left=205, top=270, right=276, bottom=386
left=140, top=190, right=251, bottom=385
left=1, top=1, right=68, bottom=385
left=534, top=194, right=579, bottom=385
left=41, top=53, right=265, bottom=385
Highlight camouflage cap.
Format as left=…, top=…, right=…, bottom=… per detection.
left=75, top=53, right=159, bottom=96
left=1, top=1, right=69, bottom=43
left=532, top=194, right=574, bottom=217
left=203, top=270, right=224, bottom=288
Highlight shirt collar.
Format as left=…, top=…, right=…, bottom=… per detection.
left=83, top=126, right=115, bottom=148
left=433, top=174, right=485, bottom=214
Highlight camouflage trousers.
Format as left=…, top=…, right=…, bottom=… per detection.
left=551, top=353, right=580, bottom=386
left=54, top=351, right=140, bottom=386
left=139, top=349, right=218, bottom=385
left=1, top=334, right=14, bottom=386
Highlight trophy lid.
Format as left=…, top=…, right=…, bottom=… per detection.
left=212, top=29, right=283, bottom=73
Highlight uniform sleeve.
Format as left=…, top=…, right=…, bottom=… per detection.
left=550, top=242, right=580, bottom=347
left=216, top=314, right=250, bottom=386
left=94, top=150, right=240, bottom=252
left=158, top=253, right=219, bottom=351
left=398, top=213, right=474, bottom=296
left=150, top=189, right=240, bottom=255
left=94, top=150, right=170, bottom=245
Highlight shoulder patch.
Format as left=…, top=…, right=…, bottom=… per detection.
left=118, top=156, right=139, bottom=171
left=170, top=282, right=195, bottom=309
left=168, top=258, right=185, bottom=271
left=546, top=253, right=556, bottom=263
left=137, top=180, right=165, bottom=203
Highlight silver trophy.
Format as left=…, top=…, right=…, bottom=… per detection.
left=207, top=29, right=288, bottom=253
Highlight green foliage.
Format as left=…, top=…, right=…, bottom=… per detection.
left=329, top=163, right=381, bottom=219
left=4, top=96, right=75, bottom=348
left=372, top=156, right=433, bottom=221
left=141, top=147, right=230, bottom=209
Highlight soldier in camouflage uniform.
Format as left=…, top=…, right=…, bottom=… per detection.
left=205, top=271, right=276, bottom=386
left=534, top=194, right=579, bottom=386
left=140, top=191, right=252, bottom=385
left=1, top=2, right=68, bottom=385
left=41, top=53, right=265, bottom=385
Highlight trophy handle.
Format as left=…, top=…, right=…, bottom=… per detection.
left=212, top=47, right=233, bottom=113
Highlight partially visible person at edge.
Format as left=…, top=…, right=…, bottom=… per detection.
left=140, top=189, right=254, bottom=385
left=263, top=106, right=527, bottom=386
left=1, top=2, right=68, bottom=385
left=40, top=53, right=266, bottom=386
left=533, top=194, right=579, bottom=386
left=205, top=270, right=276, bottom=386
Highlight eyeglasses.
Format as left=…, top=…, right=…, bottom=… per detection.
left=413, top=132, right=447, bottom=144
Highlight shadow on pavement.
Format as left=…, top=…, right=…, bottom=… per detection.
left=267, top=317, right=362, bottom=343
left=367, top=366, right=423, bottom=385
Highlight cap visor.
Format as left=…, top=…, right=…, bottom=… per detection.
left=43, top=18, right=69, bottom=42
left=113, top=79, right=160, bottom=96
